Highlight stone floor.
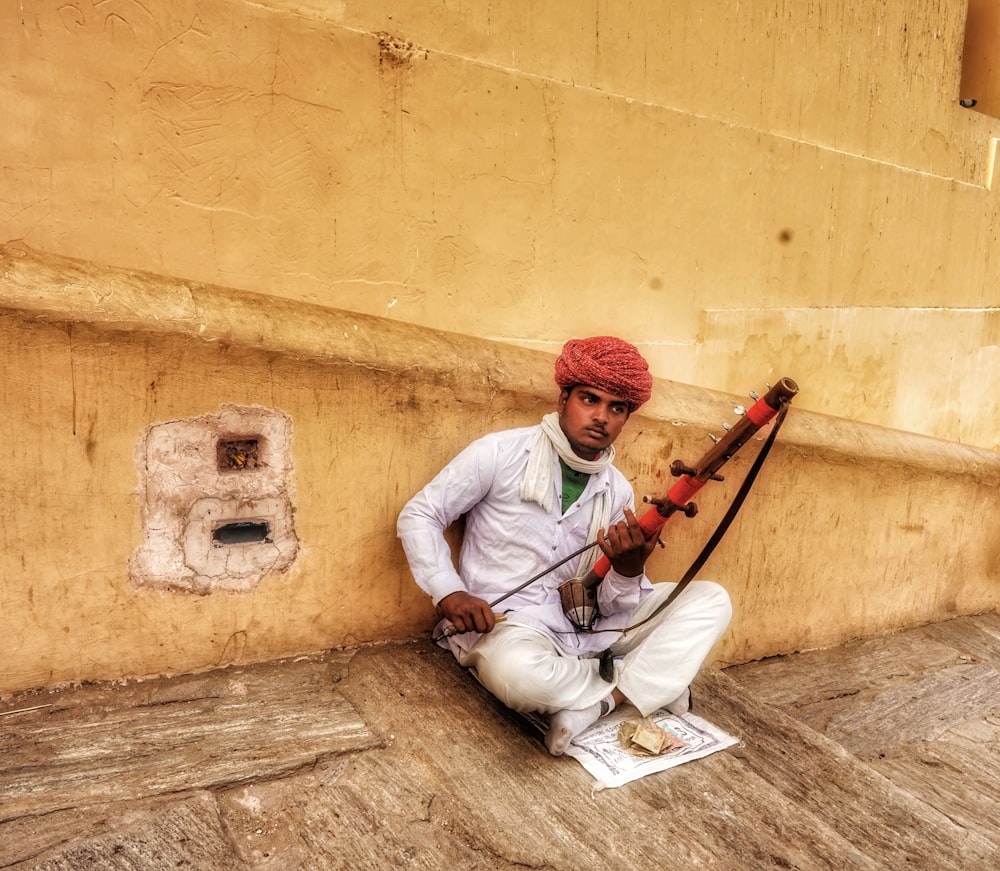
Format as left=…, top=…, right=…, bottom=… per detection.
left=2, top=612, right=999, bottom=870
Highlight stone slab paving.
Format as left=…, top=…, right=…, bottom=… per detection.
left=727, top=611, right=1000, bottom=856
left=0, top=654, right=378, bottom=821
left=2, top=617, right=999, bottom=870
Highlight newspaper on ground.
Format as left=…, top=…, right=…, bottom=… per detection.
left=526, top=706, right=740, bottom=791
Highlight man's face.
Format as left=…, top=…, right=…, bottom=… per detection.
left=557, top=385, right=631, bottom=459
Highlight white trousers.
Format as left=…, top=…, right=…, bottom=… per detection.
left=452, top=580, right=732, bottom=718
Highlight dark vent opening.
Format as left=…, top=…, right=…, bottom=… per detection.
left=213, top=521, right=272, bottom=546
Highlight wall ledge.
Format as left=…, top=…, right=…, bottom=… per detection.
left=3, top=242, right=999, bottom=487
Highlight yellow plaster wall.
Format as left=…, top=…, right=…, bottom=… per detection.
left=3, top=2, right=1000, bottom=692
left=2, top=0, right=1000, bottom=451
left=2, top=246, right=998, bottom=695
left=962, top=0, right=1000, bottom=117
left=0, top=247, right=534, bottom=692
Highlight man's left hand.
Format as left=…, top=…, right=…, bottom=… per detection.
left=597, top=507, right=660, bottom=578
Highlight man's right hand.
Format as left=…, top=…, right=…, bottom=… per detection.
left=438, top=591, right=498, bottom=634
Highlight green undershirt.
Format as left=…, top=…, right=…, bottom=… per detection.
left=560, top=459, right=591, bottom=513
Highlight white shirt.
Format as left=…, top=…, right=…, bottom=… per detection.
left=397, top=424, right=653, bottom=654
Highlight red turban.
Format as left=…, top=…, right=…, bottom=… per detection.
left=554, top=336, right=653, bottom=410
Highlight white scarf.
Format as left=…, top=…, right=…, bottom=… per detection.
left=520, top=413, right=614, bottom=576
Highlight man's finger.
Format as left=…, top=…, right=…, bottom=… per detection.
left=618, top=519, right=643, bottom=547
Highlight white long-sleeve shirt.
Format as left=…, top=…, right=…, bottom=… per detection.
left=397, top=424, right=654, bottom=654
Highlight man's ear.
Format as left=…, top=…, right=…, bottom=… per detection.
left=556, top=387, right=571, bottom=412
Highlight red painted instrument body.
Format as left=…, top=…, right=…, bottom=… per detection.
left=586, top=376, right=799, bottom=583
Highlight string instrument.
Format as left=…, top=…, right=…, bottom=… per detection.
left=558, top=377, right=799, bottom=631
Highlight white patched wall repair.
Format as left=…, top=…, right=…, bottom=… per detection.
left=130, top=405, right=298, bottom=593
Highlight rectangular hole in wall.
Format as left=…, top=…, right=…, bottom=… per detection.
left=212, top=520, right=272, bottom=546
left=217, top=437, right=261, bottom=472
